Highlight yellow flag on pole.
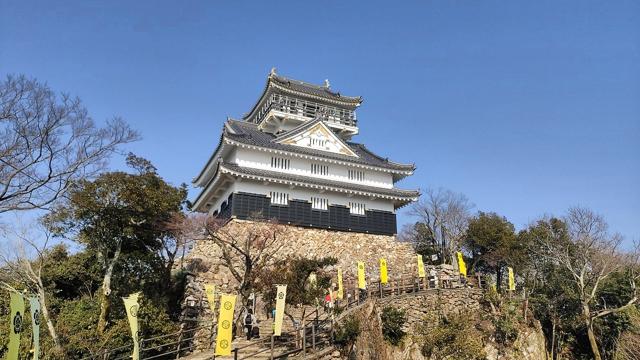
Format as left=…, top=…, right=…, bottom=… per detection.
left=508, top=267, right=515, bottom=291
left=379, top=258, right=388, bottom=284
left=204, top=284, right=216, bottom=313
left=273, top=285, right=287, bottom=336
left=456, top=252, right=467, bottom=277
left=123, top=293, right=141, bottom=360
left=337, top=268, right=344, bottom=299
left=216, top=294, right=237, bottom=356
left=8, top=292, right=24, bottom=360
left=29, top=296, right=41, bottom=360
left=417, top=255, right=426, bottom=278
left=357, top=261, right=366, bottom=289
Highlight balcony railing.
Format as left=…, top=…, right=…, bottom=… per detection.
left=255, top=94, right=357, bottom=127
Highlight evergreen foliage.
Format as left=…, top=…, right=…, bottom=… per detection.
left=381, top=306, right=407, bottom=346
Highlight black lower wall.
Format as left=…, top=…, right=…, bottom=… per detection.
left=219, top=192, right=397, bottom=235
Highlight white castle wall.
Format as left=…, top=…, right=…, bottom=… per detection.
left=233, top=147, right=394, bottom=189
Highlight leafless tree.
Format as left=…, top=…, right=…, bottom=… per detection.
left=174, top=214, right=286, bottom=332
left=410, top=187, right=473, bottom=265
left=0, top=221, right=62, bottom=350
left=535, top=207, right=639, bottom=360
left=160, top=212, right=197, bottom=274
left=0, top=74, right=138, bottom=213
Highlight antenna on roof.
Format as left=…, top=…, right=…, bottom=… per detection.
left=324, top=79, right=331, bottom=88
left=270, top=67, right=277, bottom=76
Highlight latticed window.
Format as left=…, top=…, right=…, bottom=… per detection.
left=269, top=192, right=289, bottom=205
left=311, top=163, right=329, bottom=176
left=348, top=169, right=365, bottom=182
left=349, top=202, right=366, bottom=215
left=311, top=197, right=328, bottom=210
left=309, top=137, right=327, bottom=148
left=271, top=157, right=290, bottom=170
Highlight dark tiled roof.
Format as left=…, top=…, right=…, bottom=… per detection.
left=270, top=74, right=362, bottom=104
left=219, top=162, right=419, bottom=200
left=225, top=120, right=415, bottom=172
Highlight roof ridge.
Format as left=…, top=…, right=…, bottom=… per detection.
left=272, top=74, right=330, bottom=91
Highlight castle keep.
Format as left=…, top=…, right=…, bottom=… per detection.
left=192, top=70, right=419, bottom=235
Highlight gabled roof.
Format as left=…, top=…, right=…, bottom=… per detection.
left=193, top=119, right=416, bottom=187
left=192, top=161, right=420, bottom=211
left=273, top=118, right=359, bottom=157
left=228, top=119, right=414, bottom=169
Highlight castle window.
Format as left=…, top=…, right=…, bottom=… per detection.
left=311, top=197, right=328, bottom=210
left=348, top=169, right=365, bottom=182
left=309, top=137, right=327, bottom=148
left=311, top=163, right=329, bottom=176
left=269, top=191, right=289, bottom=205
left=349, top=202, right=366, bottom=215
left=271, top=157, right=290, bottom=170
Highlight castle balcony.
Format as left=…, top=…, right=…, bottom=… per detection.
left=256, top=94, right=359, bottom=138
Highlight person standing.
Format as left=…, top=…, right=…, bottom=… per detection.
left=244, top=309, right=256, bottom=340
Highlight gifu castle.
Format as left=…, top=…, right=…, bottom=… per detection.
left=192, top=69, right=419, bottom=235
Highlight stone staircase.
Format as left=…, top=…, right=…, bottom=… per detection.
left=180, top=307, right=334, bottom=360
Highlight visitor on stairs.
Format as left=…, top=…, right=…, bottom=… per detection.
left=251, top=315, right=260, bottom=339
left=244, top=309, right=257, bottom=340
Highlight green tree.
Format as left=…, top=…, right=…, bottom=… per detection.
left=520, top=212, right=640, bottom=360
left=49, top=154, right=187, bottom=335
left=464, top=212, right=520, bottom=290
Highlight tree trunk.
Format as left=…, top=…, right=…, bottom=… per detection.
left=98, top=244, right=122, bottom=335
left=37, top=284, right=61, bottom=349
left=550, top=319, right=556, bottom=360
left=496, top=266, right=503, bottom=293
left=583, top=303, right=601, bottom=360
left=523, top=287, right=529, bottom=322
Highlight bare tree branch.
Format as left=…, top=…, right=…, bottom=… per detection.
left=409, top=187, right=473, bottom=264
left=0, top=74, right=139, bottom=213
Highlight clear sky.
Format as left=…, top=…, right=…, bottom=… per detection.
left=1, top=1, right=638, bottom=242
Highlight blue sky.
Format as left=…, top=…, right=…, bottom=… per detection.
left=1, top=1, right=638, bottom=242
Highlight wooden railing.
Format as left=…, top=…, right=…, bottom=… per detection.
left=80, top=273, right=485, bottom=360
left=256, top=94, right=357, bottom=127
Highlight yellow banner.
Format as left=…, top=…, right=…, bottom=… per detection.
left=204, top=284, right=216, bottom=313
left=123, top=293, right=141, bottom=360
left=417, top=255, right=426, bottom=278
left=379, top=258, right=388, bottom=284
left=337, top=268, right=344, bottom=299
left=357, top=261, right=366, bottom=289
left=29, top=296, right=41, bottom=360
left=456, top=252, right=467, bottom=277
left=216, top=294, right=237, bottom=356
left=508, top=267, right=515, bottom=291
left=274, top=285, right=287, bottom=336
left=8, top=292, right=24, bottom=360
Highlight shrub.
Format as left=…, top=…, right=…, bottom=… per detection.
left=493, top=300, right=521, bottom=345
left=381, top=306, right=406, bottom=346
left=334, top=315, right=361, bottom=348
left=419, top=312, right=486, bottom=360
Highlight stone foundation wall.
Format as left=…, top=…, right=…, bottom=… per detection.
left=179, top=219, right=420, bottom=350
left=184, top=219, right=418, bottom=291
